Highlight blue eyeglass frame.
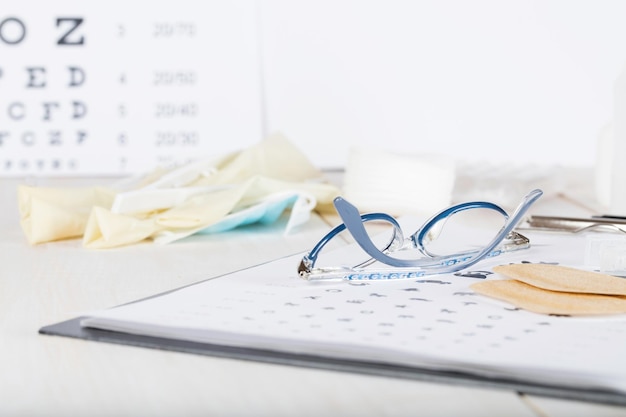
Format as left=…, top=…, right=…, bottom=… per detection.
left=298, top=189, right=543, bottom=280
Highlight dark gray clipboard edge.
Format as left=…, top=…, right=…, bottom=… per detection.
left=40, top=316, right=626, bottom=407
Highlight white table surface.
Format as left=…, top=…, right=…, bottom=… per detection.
left=2, top=172, right=626, bottom=417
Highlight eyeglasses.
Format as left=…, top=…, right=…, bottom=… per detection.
left=298, top=189, right=543, bottom=281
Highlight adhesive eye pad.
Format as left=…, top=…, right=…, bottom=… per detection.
left=471, top=263, right=626, bottom=315
left=492, top=264, right=626, bottom=296
left=471, top=279, right=626, bottom=316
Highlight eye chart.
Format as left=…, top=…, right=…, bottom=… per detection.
left=82, top=230, right=626, bottom=395
left=0, top=1, right=262, bottom=177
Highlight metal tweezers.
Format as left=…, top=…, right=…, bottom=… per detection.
left=525, top=215, right=626, bottom=234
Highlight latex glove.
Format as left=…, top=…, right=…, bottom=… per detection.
left=83, top=176, right=339, bottom=248
left=18, top=186, right=115, bottom=244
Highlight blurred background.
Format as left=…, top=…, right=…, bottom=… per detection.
left=1, top=0, right=625, bottom=179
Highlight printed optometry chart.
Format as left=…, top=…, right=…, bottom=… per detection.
left=0, top=1, right=262, bottom=177
left=80, top=229, right=626, bottom=396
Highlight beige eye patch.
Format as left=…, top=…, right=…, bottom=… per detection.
left=492, top=264, right=626, bottom=296
left=471, top=279, right=626, bottom=316
left=471, top=264, right=626, bottom=316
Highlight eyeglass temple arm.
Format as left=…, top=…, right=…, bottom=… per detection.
left=334, top=197, right=421, bottom=267
left=298, top=211, right=401, bottom=275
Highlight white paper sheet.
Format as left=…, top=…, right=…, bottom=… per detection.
left=81, top=229, right=626, bottom=394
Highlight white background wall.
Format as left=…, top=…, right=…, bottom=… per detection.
left=260, top=0, right=626, bottom=168
left=2, top=0, right=626, bottom=175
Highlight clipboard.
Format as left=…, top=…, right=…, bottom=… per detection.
left=38, top=229, right=626, bottom=408
left=40, top=314, right=626, bottom=406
